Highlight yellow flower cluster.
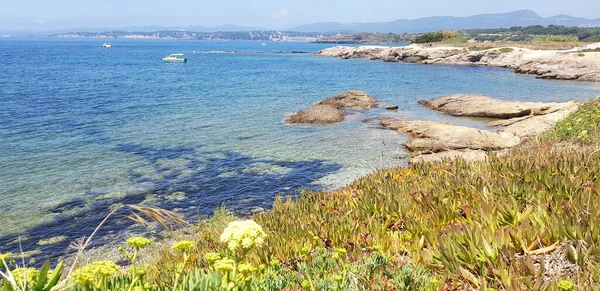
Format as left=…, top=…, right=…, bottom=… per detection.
left=171, top=240, right=195, bottom=252
left=203, top=252, right=221, bottom=264
left=213, top=258, right=235, bottom=272
left=126, top=237, right=152, bottom=249
left=558, top=280, right=574, bottom=291
left=219, top=220, right=266, bottom=252
left=235, top=262, right=256, bottom=283
left=10, top=268, right=39, bottom=286
left=72, top=260, right=120, bottom=286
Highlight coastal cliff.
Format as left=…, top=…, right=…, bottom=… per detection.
left=315, top=44, right=600, bottom=82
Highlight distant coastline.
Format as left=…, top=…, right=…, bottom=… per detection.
left=24, top=30, right=325, bottom=42
left=316, top=43, right=600, bottom=82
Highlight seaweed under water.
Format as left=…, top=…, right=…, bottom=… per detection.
left=0, top=143, right=342, bottom=265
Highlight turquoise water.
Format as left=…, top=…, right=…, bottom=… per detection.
left=1, top=38, right=600, bottom=261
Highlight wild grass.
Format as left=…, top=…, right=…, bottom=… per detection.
left=2, top=99, right=600, bottom=290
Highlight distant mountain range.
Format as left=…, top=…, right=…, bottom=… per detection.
left=3, top=10, right=600, bottom=36
left=289, top=10, right=600, bottom=33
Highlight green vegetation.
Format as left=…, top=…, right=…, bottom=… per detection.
left=466, top=25, right=600, bottom=42
left=468, top=46, right=495, bottom=51
left=2, top=99, right=600, bottom=290
left=413, top=30, right=465, bottom=43
left=314, top=32, right=413, bottom=44
left=499, top=47, right=514, bottom=53
left=545, top=99, right=600, bottom=142
left=532, top=35, right=579, bottom=42
left=581, top=48, right=600, bottom=53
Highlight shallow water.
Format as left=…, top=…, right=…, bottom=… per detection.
left=1, top=39, right=599, bottom=261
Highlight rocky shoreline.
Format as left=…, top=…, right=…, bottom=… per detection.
left=285, top=90, right=578, bottom=164
left=375, top=94, right=578, bottom=164
left=315, top=44, right=600, bottom=82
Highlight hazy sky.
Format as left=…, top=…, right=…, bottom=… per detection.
left=1, top=0, right=599, bottom=31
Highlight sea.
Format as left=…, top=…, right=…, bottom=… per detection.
left=1, top=38, right=599, bottom=262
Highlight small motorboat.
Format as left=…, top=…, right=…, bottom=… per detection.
left=261, top=42, right=267, bottom=46
left=163, top=53, right=187, bottom=63
left=101, top=43, right=112, bottom=48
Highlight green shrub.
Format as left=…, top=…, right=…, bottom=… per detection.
left=545, top=98, right=600, bottom=142
left=499, top=47, right=514, bottom=53
left=533, top=35, right=579, bottom=42
left=413, top=30, right=461, bottom=43
left=440, top=36, right=467, bottom=43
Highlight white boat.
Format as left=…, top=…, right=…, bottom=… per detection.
left=162, top=53, right=187, bottom=63
left=101, top=43, right=112, bottom=48
left=261, top=42, right=267, bottom=46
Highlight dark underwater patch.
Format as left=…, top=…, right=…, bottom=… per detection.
left=0, top=144, right=341, bottom=265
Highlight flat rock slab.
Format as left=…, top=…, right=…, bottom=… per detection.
left=418, top=94, right=565, bottom=119
left=319, top=90, right=378, bottom=109
left=286, top=104, right=344, bottom=124
left=378, top=118, right=521, bottom=154
left=500, top=107, right=578, bottom=138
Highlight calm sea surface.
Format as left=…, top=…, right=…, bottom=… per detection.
left=1, top=38, right=599, bottom=261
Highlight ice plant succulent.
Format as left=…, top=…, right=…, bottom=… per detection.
left=219, top=220, right=266, bottom=252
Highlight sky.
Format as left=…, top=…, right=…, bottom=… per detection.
left=1, top=0, right=599, bottom=32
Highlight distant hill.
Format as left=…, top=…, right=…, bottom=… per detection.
left=289, top=10, right=600, bottom=33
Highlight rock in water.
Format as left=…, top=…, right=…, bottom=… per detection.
left=319, top=90, right=378, bottom=109
left=378, top=119, right=521, bottom=153
left=286, top=104, right=345, bottom=124
left=286, top=90, right=378, bottom=124
left=418, top=94, right=557, bottom=119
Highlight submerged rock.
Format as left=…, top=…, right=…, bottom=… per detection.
left=286, top=104, right=345, bottom=124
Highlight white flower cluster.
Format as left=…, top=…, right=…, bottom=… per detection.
left=219, top=220, right=266, bottom=252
